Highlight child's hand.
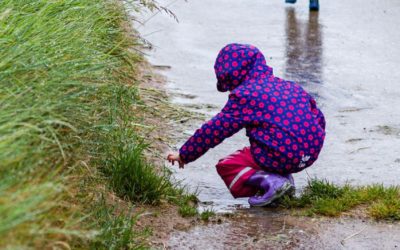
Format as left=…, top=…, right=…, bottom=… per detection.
left=167, top=152, right=185, bottom=169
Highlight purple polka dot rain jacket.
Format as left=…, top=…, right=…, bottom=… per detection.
left=179, top=43, right=326, bottom=174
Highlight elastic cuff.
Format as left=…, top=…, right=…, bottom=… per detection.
left=179, top=153, right=187, bottom=164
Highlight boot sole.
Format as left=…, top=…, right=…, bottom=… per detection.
left=250, top=182, right=293, bottom=207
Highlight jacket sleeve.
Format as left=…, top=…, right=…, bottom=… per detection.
left=310, top=97, right=326, bottom=130
left=179, top=93, right=245, bottom=164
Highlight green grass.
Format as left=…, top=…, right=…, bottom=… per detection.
left=175, top=193, right=199, bottom=217
left=200, top=209, right=216, bottom=222
left=179, top=205, right=198, bottom=218
left=282, top=179, right=400, bottom=220
left=102, top=139, right=194, bottom=205
left=0, top=0, right=192, bottom=248
left=88, top=198, right=150, bottom=250
left=104, top=141, right=170, bottom=204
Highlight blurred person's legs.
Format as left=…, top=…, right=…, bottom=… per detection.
left=310, top=0, right=319, bottom=11
left=285, top=0, right=319, bottom=11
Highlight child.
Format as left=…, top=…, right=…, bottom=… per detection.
left=167, top=43, right=325, bottom=206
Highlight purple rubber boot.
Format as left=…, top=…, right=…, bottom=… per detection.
left=246, top=171, right=293, bottom=207
left=284, top=174, right=296, bottom=197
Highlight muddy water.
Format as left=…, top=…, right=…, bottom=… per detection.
left=136, top=0, right=400, bottom=248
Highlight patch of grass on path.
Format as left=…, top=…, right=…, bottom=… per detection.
left=200, top=209, right=216, bottom=222
left=282, top=179, right=400, bottom=220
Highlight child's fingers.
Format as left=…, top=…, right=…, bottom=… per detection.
left=167, top=154, right=173, bottom=161
left=166, top=153, right=183, bottom=168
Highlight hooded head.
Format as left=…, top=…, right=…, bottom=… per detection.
left=214, top=43, right=273, bottom=92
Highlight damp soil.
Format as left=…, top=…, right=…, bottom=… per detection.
left=135, top=0, right=400, bottom=248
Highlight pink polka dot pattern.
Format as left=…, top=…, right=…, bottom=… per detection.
left=179, top=43, right=326, bottom=174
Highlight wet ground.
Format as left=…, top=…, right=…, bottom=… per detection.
left=167, top=210, right=400, bottom=249
left=167, top=209, right=323, bottom=249
left=135, top=0, right=400, bottom=248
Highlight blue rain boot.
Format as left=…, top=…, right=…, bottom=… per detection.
left=309, top=0, right=319, bottom=11
left=286, top=0, right=297, bottom=3
left=246, top=171, right=293, bottom=207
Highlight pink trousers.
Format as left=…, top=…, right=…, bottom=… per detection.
left=216, top=147, right=261, bottom=198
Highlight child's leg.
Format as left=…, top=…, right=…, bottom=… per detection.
left=216, top=147, right=261, bottom=198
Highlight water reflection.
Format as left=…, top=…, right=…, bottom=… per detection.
left=284, top=8, right=323, bottom=94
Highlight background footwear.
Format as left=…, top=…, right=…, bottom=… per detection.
left=309, top=0, right=319, bottom=11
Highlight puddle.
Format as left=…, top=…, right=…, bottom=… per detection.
left=372, top=125, right=400, bottom=137
left=319, top=218, right=400, bottom=250
left=166, top=212, right=400, bottom=249
left=138, top=0, right=400, bottom=211
left=167, top=209, right=322, bottom=249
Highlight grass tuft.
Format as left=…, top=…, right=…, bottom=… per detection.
left=369, top=195, right=400, bottom=220
left=103, top=142, right=175, bottom=205
left=200, top=209, right=216, bottom=222
left=89, top=198, right=150, bottom=250
left=176, top=192, right=199, bottom=217
left=282, top=179, right=400, bottom=220
left=179, top=205, right=198, bottom=218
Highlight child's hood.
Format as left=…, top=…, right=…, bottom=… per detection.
left=214, top=43, right=273, bottom=92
